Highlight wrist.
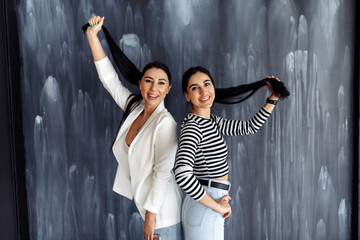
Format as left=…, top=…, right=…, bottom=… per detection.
left=266, top=97, right=278, bottom=105
left=145, top=210, right=156, bottom=220
left=268, top=95, right=279, bottom=101
left=86, top=29, right=98, bottom=39
left=214, top=203, right=223, bottom=213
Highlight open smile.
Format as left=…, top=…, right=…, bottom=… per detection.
left=200, top=96, right=211, bottom=102
left=147, top=93, right=159, bottom=99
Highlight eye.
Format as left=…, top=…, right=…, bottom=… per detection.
left=191, top=86, right=199, bottom=91
left=158, top=81, right=166, bottom=85
left=145, top=79, right=152, bottom=83
left=203, top=80, right=212, bottom=87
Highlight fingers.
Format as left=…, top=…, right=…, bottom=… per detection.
left=143, top=226, right=155, bottom=240
left=144, top=232, right=154, bottom=240
left=86, top=16, right=105, bottom=36
left=265, top=75, right=281, bottom=81
left=144, top=230, right=154, bottom=240
left=221, top=195, right=231, bottom=201
left=88, top=16, right=105, bottom=26
left=223, top=209, right=232, bottom=219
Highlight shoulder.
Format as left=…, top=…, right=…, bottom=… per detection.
left=180, top=115, right=203, bottom=139
left=181, top=114, right=201, bottom=129
left=210, top=114, right=221, bottom=122
left=157, top=108, right=177, bottom=127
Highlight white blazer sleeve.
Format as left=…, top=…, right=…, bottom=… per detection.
left=94, top=56, right=132, bottom=111
left=142, top=115, right=178, bottom=213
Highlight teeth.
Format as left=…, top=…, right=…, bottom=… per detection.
left=148, top=94, right=158, bottom=98
left=201, top=96, right=210, bottom=101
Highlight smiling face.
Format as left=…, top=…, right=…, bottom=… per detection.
left=139, top=67, right=171, bottom=109
left=184, top=71, right=215, bottom=116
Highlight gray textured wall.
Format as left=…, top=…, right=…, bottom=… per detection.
left=16, top=0, right=354, bottom=239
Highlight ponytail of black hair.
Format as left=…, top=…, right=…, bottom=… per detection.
left=83, top=23, right=142, bottom=84
left=182, top=66, right=290, bottom=104
left=82, top=23, right=171, bottom=129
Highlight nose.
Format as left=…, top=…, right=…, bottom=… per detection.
left=199, top=87, right=205, bottom=94
left=150, top=82, right=157, bottom=91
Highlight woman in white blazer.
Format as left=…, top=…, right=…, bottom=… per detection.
left=86, top=16, right=183, bottom=240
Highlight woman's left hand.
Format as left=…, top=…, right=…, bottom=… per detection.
left=265, top=75, right=280, bottom=100
left=215, top=195, right=232, bottom=219
left=144, top=211, right=156, bottom=240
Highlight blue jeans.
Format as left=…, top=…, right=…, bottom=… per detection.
left=145, top=222, right=183, bottom=240
left=182, top=179, right=231, bottom=240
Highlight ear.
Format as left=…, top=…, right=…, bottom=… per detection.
left=167, top=84, right=172, bottom=94
left=184, top=92, right=191, bottom=102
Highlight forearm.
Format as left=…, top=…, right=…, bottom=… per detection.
left=86, top=32, right=106, bottom=61
left=144, top=210, right=156, bottom=239
left=198, top=192, right=222, bottom=213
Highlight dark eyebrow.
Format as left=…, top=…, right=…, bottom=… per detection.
left=189, top=83, right=199, bottom=89
left=144, top=76, right=168, bottom=82
left=189, top=79, right=211, bottom=89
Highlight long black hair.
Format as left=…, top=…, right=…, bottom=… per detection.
left=182, top=66, right=290, bottom=104
left=82, top=23, right=171, bottom=127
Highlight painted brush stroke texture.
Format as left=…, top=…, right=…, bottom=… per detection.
left=16, top=0, right=353, bottom=239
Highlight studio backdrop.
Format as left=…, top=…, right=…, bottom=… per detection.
left=9, top=0, right=357, bottom=239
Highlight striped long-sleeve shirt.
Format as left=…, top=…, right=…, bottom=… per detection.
left=174, top=107, right=271, bottom=201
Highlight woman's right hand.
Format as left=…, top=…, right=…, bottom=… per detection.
left=215, top=195, right=232, bottom=219
left=86, top=16, right=104, bottom=37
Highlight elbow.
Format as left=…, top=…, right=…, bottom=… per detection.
left=248, top=124, right=259, bottom=134
left=174, top=171, right=184, bottom=187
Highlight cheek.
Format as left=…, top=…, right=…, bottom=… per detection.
left=162, top=85, right=170, bottom=94
left=139, top=86, right=147, bottom=97
left=139, top=82, right=145, bottom=91
left=188, top=92, right=196, bottom=101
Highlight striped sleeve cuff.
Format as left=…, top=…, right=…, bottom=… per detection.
left=260, top=107, right=271, bottom=117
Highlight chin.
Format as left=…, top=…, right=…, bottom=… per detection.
left=146, top=98, right=162, bottom=105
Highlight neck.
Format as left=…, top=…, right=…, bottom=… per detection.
left=143, top=102, right=159, bottom=118
left=190, top=107, right=211, bottom=118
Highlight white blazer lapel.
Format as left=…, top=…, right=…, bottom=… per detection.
left=113, top=101, right=144, bottom=144
left=128, top=101, right=165, bottom=148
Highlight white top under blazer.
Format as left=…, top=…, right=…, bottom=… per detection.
left=94, top=57, right=182, bottom=229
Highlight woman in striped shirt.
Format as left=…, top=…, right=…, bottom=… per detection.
left=175, top=66, right=289, bottom=240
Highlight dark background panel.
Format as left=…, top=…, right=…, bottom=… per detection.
left=353, top=0, right=360, bottom=239
left=0, top=1, right=29, bottom=239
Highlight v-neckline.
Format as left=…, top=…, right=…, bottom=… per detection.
left=125, top=111, right=145, bottom=147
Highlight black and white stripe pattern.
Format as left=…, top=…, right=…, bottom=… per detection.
left=175, top=107, right=271, bottom=201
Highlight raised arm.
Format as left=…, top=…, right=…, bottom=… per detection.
left=86, top=16, right=106, bottom=61
left=214, top=107, right=271, bottom=136
left=215, top=76, right=281, bottom=136
left=85, top=16, right=132, bottom=110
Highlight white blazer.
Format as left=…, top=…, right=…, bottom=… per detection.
left=94, top=57, right=182, bottom=229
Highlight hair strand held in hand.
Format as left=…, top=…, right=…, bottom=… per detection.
left=215, top=78, right=290, bottom=104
